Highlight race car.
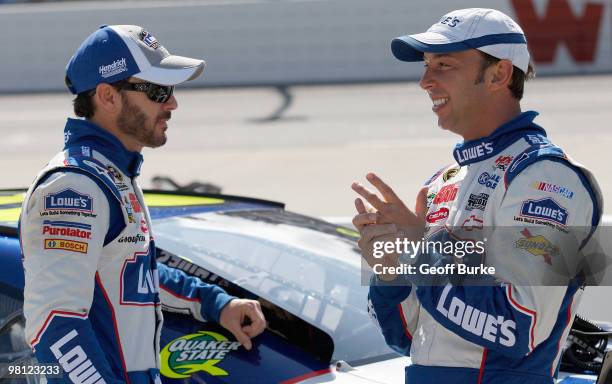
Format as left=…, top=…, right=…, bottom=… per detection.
left=0, top=189, right=608, bottom=383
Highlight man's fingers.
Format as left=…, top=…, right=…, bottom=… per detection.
left=366, top=173, right=403, bottom=205
left=244, top=302, right=266, bottom=337
left=354, top=197, right=367, bottom=214
left=358, top=223, right=397, bottom=245
left=229, top=325, right=253, bottom=350
left=415, top=186, right=429, bottom=219
left=352, top=212, right=379, bottom=230
left=352, top=182, right=386, bottom=211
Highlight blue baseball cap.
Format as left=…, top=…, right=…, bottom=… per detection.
left=65, top=25, right=205, bottom=94
left=391, top=8, right=530, bottom=73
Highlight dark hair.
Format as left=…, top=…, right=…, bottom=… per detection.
left=71, top=79, right=129, bottom=119
left=477, top=51, right=535, bottom=100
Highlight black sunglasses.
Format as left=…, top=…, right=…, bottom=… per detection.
left=115, top=81, right=174, bottom=104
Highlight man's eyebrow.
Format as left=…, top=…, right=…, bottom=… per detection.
left=425, top=53, right=453, bottom=59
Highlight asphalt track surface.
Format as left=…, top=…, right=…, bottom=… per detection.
left=1, top=74, right=611, bottom=321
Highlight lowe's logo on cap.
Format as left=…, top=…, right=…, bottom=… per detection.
left=520, top=198, right=568, bottom=226
left=99, top=58, right=127, bottom=78
left=139, top=30, right=159, bottom=49
left=45, top=189, right=93, bottom=213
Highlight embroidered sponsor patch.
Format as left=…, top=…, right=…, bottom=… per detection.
left=494, top=155, right=513, bottom=171
left=454, top=142, right=493, bottom=163
left=426, top=207, right=449, bottom=223
left=466, top=193, right=489, bottom=211
left=139, top=30, right=160, bottom=49
left=99, top=58, right=127, bottom=78
left=442, top=167, right=460, bottom=182
left=478, top=172, right=500, bottom=189
left=531, top=182, right=574, bottom=199
left=123, top=195, right=136, bottom=223
left=118, top=234, right=146, bottom=244
left=140, top=217, right=149, bottom=234
left=433, top=184, right=458, bottom=204
left=129, top=193, right=142, bottom=213
left=461, top=215, right=483, bottom=231
left=520, top=198, right=568, bottom=226
left=525, top=134, right=548, bottom=145
left=426, top=192, right=436, bottom=208
left=107, top=165, right=124, bottom=184
left=515, top=228, right=560, bottom=265
left=42, top=220, right=92, bottom=239
left=44, top=239, right=88, bottom=254
left=44, top=189, right=93, bottom=213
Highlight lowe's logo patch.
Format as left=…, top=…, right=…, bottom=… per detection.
left=44, top=189, right=92, bottom=212
left=161, top=331, right=241, bottom=379
left=520, top=198, right=568, bottom=226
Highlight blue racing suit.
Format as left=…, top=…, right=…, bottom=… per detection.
left=368, top=112, right=603, bottom=384
left=20, top=118, right=236, bottom=383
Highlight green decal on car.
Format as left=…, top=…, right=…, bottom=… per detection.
left=160, top=331, right=240, bottom=378
left=143, top=194, right=224, bottom=207
left=0, top=193, right=25, bottom=223
left=336, top=227, right=359, bottom=238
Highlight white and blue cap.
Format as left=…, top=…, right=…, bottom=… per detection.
left=65, top=25, right=205, bottom=94
left=391, top=8, right=530, bottom=73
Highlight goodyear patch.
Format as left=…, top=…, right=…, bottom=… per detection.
left=44, top=239, right=88, bottom=254
left=44, top=189, right=92, bottom=213
left=161, top=331, right=241, bottom=379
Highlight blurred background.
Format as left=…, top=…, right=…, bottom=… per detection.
left=1, top=0, right=611, bottom=315
left=1, top=0, right=611, bottom=216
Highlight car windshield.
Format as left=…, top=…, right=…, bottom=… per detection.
left=153, top=209, right=394, bottom=363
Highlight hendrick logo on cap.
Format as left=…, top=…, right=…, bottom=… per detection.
left=139, top=30, right=159, bottom=49
left=99, top=58, right=127, bottom=78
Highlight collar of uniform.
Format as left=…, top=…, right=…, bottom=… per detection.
left=63, top=118, right=144, bottom=177
left=452, top=111, right=544, bottom=166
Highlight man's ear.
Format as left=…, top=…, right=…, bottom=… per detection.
left=93, top=83, right=122, bottom=114
left=487, top=60, right=514, bottom=92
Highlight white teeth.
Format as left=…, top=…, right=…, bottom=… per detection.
left=433, top=98, right=448, bottom=106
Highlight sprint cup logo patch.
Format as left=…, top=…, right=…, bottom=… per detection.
left=44, top=239, right=88, bottom=254
left=161, top=331, right=241, bottom=379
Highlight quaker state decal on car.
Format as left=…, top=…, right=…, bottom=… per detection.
left=160, top=331, right=241, bottom=378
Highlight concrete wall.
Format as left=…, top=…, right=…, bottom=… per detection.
left=0, top=0, right=610, bottom=92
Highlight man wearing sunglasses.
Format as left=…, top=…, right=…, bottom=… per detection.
left=19, top=25, right=266, bottom=383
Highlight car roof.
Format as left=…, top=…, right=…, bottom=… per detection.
left=0, top=189, right=392, bottom=363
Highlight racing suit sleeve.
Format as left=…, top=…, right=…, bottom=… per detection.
left=413, top=160, right=599, bottom=357
left=368, top=276, right=420, bottom=356
left=21, top=171, right=122, bottom=383
left=158, top=264, right=235, bottom=323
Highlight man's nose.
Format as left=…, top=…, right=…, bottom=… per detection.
left=163, top=94, right=178, bottom=110
left=419, top=68, right=435, bottom=91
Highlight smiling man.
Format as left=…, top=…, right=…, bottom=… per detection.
left=351, top=9, right=603, bottom=384
left=20, top=25, right=265, bottom=383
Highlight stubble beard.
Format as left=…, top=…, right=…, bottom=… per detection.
left=116, top=96, right=167, bottom=148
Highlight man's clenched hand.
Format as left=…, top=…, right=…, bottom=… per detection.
left=219, top=299, right=266, bottom=350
